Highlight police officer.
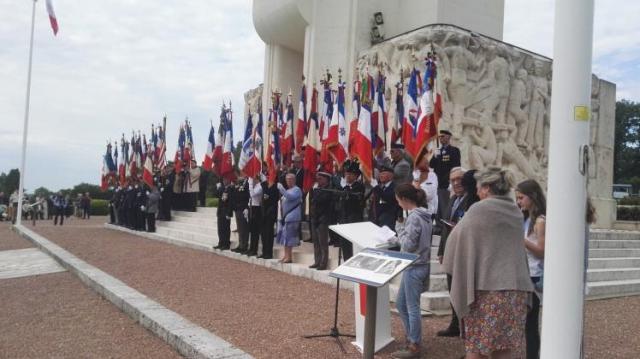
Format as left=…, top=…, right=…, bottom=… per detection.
left=214, top=177, right=233, bottom=250
left=370, top=166, right=400, bottom=233
left=134, top=182, right=147, bottom=231
left=309, top=171, right=334, bottom=270
left=260, top=174, right=279, bottom=259
left=124, top=180, right=137, bottom=229
left=231, top=175, right=250, bottom=253
left=429, top=130, right=461, bottom=228
left=338, top=159, right=365, bottom=260
left=158, top=167, right=175, bottom=221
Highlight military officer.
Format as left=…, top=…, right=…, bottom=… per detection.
left=338, top=159, right=365, bottom=260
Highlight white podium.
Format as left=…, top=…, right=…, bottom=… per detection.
left=329, top=222, right=395, bottom=354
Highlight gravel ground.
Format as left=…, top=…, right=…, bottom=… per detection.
left=25, top=217, right=640, bottom=358
left=0, top=270, right=181, bottom=359
left=0, top=222, right=34, bottom=251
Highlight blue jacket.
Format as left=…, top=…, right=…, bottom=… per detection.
left=278, top=185, right=302, bottom=223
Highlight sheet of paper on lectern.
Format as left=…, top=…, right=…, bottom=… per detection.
left=329, top=222, right=397, bottom=249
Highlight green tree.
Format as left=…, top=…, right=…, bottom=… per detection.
left=33, top=186, right=53, bottom=198
left=1, top=169, right=20, bottom=194
left=70, top=182, right=111, bottom=200
left=614, top=100, right=640, bottom=186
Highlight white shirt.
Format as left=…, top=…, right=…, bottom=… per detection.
left=248, top=178, right=263, bottom=206
left=419, top=171, right=439, bottom=215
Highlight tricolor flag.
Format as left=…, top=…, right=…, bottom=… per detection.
left=302, top=86, right=320, bottom=193
left=142, top=155, right=154, bottom=187
left=220, top=106, right=235, bottom=180
left=402, top=68, right=421, bottom=160
left=352, top=73, right=375, bottom=181
left=295, top=83, right=307, bottom=155
left=372, top=72, right=388, bottom=155
left=254, top=108, right=264, bottom=167
left=202, top=124, right=215, bottom=171
left=46, top=0, right=59, bottom=36
left=101, top=143, right=117, bottom=191
left=326, top=80, right=348, bottom=166
left=184, top=120, right=194, bottom=166
left=174, top=126, right=185, bottom=174
left=155, top=120, right=167, bottom=171
left=119, top=138, right=127, bottom=186
left=281, top=93, right=295, bottom=166
left=348, top=78, right=361, bottom=156
left=266, top=104, right=282, bottom=185
left=391, top=78, right=404, bottom=145
left=239, top=113, right=261, bottom=178
left=415, top=57, right=439, bottom=160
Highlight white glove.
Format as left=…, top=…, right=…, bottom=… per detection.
left=243, top=208, right=249, bottom=221
left=277, top=182, right=285, bottom=192
left=225, top=216, right=232, bottom=220
left=260, top=173, right=267, bottom=182
left=340, top=177, right=347, bottom=187
left=248, top=177, right=254, bottom=186
left=412, top=170, right=420, bottom=181
left=160, top=188, right=164, bottom=192
left=140, top=205, right=146, bottom=211
left=370, top=178, right=379, bottom=187
left=216, top=183, right=222, bottom=189
left=313, top=182, right=318, bottom=189
left=146, top=191, right=150, bottom=196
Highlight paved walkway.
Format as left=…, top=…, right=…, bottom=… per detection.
left=0, top=224, right=181, bottom=359
left=14, top=217, right=640, bottom=358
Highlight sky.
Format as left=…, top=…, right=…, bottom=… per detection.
left=0, top=0, right=638, bottom=192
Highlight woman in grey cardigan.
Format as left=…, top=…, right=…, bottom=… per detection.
left=444, top=167, right=534, bottom=358
left=391, top=184, right=432, bottom=359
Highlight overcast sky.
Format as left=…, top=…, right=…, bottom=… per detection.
left=0, top=0, right=638, bottom=192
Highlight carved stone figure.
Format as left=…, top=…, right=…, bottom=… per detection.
left=526, top=62, right=549, bottom=156
left=466, top=118, right=498, bottom=169
left=477, top=45, right=510, bottom=124
left=507, top=69, right=529, bottom=145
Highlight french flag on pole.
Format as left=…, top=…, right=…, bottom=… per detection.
left=46, top=0, right=59, bottom=35
left=202, top=125, right=215, bottom=171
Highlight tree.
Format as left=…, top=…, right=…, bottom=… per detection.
left=614, top=100, right=640, bottom=187
left=70, top=183, right=110, bottom=200
left=1, top=169, right=20, bottom=194
left=33, top=186, right=53, bottom=198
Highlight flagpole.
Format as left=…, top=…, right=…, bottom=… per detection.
left=16, top=0, right=38, bottom=226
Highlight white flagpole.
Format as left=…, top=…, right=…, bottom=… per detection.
left=16, top=0, right=38, bottom=226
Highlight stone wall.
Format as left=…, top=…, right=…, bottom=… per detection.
left=356, top=24, right=616, bottom=228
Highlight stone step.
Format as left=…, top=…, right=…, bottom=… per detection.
left=589, top=230, right=640, bottom=241
left=157, top=221, right=217, bottom=236
left=168, top=215, right=218, bottom=227
left=588, top=257, right=640, bottom=270
left=589, top=240, right=640, bottom=249
left=589, top=248, right=640, bottom=258
left=171, top=210, right=216, bottom=219
left=195, top=207, right=218, bottom=215
left=587, top=268, right=640, bottom=282
left=155, top=227, right=216, bottom=246
left=587, top=279, right=640, bottom=298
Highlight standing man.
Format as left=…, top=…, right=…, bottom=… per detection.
left=338, top=159, right=365, bottom=260
left=260, top=174, right=279, bottom=259
left=146, top=185, right=161, bottom=233
left=213, top=177, right=233, bottom=250
left=198, top=161, right=210, bottom=207
left=246, top=175, right=263, bottom=257
left=134, top=182, right=147, bottom=231
left=52, top=192, right=67, bottom=226
left=124, top=181, right=136, bottom=229
left=309, top=171, right=334, bottom=270
left=158, top=166, right=174, bottom=221
left=390, top=143, right=413, bottom=185
left=371, top=166, right=401, bottom=233
left=230, top=175, right=250, bottom=253
left=429, top=130, right=461, bottom=230
left=109, top=187, right=119, bottom=224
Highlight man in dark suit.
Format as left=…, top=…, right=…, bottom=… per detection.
left=310, top=171, right=334, bottom=270
left=436, top=167, right=466, bottom=337
left=260, top=176, right=280, bottom=259
left=338, top=159, right=365, bottom=260
left=429, top=130, right=461, bottom=231
left=371, top=166, right=400, bottom=233
left=214, top=177, right=233, bottom=250
left=230, top=176, right=250, bottom=253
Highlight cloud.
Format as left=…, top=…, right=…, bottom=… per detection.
left=0, top=0, right=637, bottom=191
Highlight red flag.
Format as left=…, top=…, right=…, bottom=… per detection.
left=402, top=68, right=421, bottom=160
left=352, top=73, right=374, bottom=181
left=220, top=106, right=235, bottom=180
left=46, top=0, right=59, bottom=36
left=203, top=125, right=215, bottom=171
left=348, top=79, right=361, bottom=156
left=142, top=156, right=154, bottom=187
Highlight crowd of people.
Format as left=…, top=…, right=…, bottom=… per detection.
left=102, top=128, right=594, bottom=358
left=0, top=190, right=92, bottom=226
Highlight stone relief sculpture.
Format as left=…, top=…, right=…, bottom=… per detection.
left=355, top=24, right=613, bottom=188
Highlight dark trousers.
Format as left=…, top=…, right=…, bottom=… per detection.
left=436, top=188, right=450, bottom=229
left=135, top=208, right=146, bottom=231
left=260, top=218, right=276, bottom=258
left=248, top=206, right=262, bottom=254
left=127, top=208, right=136, bottom=229
left=526, top=277, right=541, bottom=359
left=146, top=212, right=156, bottom=232
left=83, top=207, right=90, bottom=219
left=446, top=274, right=460, bottom=331
left=311, top=222, right=329, bottom=268
left=54, top=208, right=64, bottom=226
left=109, top=205, right=116, bottom=224
left=217, top=215, right=231, bottom=248
left=234, top=209, right=250, bottom=250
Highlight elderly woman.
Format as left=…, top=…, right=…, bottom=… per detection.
left=444, top=167, right=534, bottom=359
left=276, top=173, right=303, bottom=263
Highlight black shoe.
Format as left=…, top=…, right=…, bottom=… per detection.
left=316, top=266, right=327, bottom=271
left=261, top=255, right=273, bottom=259
left=302, top=238, right=312, bottom=243
left=231, top=247, right=243, bottom=253
left=246, top=251, right=257, bottom=257
left=213, top=245, right=222, bottom=250
left=219, top=246, right=230, bottom=251
left=436, top=327, right=460, bottom=337
left=309, top=264, right=319, bottom=269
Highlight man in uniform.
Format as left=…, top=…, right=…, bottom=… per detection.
left=390, top=143, right=413, bottom=185
left=338, top=159, right=365, bottom=260
left=429, top=130, right=461, bottom=230
left=230, top=175, right=250, bottom=253
left=214, top=177, right=233, bottom=250
left=158, top=166, right=175, bottom=221
left=371, top=166, right=400, bottom=233
left=124, top=180, right=137, bottom=229
left=309, top=171, right=334, bottom=270
left=260, top=173, right=279, bottom=259
left=134, top=182, right=147, bottom=231
left=246, top=174, right=263, bottom=257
